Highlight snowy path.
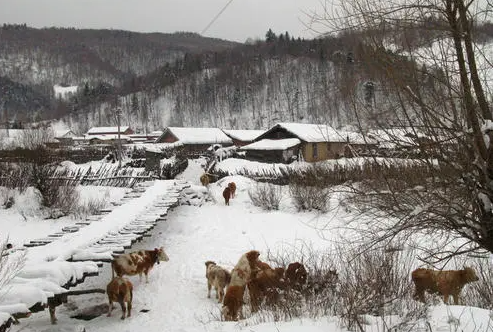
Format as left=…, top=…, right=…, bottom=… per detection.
left=49, top=177, right=338, bottom=332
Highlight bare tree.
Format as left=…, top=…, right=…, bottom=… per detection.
left=308, top=0, right=493, bottom=263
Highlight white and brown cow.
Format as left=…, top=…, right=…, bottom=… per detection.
left=111, top=247, right=169, bottom=283
left=222, top=250, right=260, bottom=321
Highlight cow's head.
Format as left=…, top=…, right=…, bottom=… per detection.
left=463, top=266, right=479, bottom=283
left=154, top=247, right=170, bottom=264
left=205, top=261, right=216, bottom=268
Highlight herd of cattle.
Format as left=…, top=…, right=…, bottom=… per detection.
left=104, top=246, right=480, bottom=321
left=100, top=173, right=481, bottom=320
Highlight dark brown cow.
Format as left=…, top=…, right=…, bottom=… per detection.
left=285, top=262, right=308, bottom=291
left=248, top=266, right=285, bottom=312
left=411, top=266, right=479, bottom=304
left=107, top=277, right=133, bottom=320
left=223, top=187, right=231, bottom=205
left=112, top=247, right=169, bottom=283
left=228, top=182, right=237, bottom=198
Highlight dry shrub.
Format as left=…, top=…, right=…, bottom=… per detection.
left=75, top=196, right=107, bottom=218
left=289, top=183, right=330, bottom=212
left=334, top=245, right=417, bottom=331
left=248, top=182, right=282, bottom=210
left=54, top=185, right=80, bottom=215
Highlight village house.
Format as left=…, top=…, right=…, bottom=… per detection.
left=222, top=129, right=265, bottom=146
left=155, top=127, right=233, bottom=156
left=247, top=122, right=370, bottom=163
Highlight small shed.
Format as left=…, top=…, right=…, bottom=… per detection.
left=222, top=129, right=265, bottom=146
left=155, top=127, right=233, bottom=156
left=240, top=138, right=301, bottom=163
left=54, top=129, right=76, bottom=146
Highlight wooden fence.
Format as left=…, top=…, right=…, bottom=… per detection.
left=0, top=164, right=155, bottom=189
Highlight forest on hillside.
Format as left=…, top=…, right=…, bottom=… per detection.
left=2, top=20, right=493, bottom=132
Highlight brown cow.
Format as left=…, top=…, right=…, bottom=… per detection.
left=222, top=285, right=245, bottom=321
left=257, top=260, right=273, bottom=271
left=200, top=173, right=210, bottom=186
left=222, top=250, right=260, bottom=321
left=228, top=182, right=237, bottom=198
left=411, top=266, right=479, bottom=305
left=285, top=262, right=308, bottom=291
left=223, top=187, right=231, bottom=206
left=248, top=266, right=285, bottom=312
left=111, top=247, right=169, bottom=283
left=107, top=277, right=133, bottom=320
left=205, top=261, right=231, bottom=303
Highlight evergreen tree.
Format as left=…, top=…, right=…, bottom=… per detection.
left=265, top=28, right=276, bottom=42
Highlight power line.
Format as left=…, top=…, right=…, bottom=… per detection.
left=201, top=0, right=235, bottom=35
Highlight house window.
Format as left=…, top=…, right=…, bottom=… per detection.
left=312, top=143, right=318, bottom=159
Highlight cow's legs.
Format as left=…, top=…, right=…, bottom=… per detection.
left=119, top=301, right=126, bottom=320
left=127, top=300, right=132, bottom=317
left=107, top=301, right=114, bottom=317
left=218, top=288, right=224, bottom=303
left=49, top=305, right=57, bottom=324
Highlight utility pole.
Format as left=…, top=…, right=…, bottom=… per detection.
left=116, top=106, right=123, bottom=169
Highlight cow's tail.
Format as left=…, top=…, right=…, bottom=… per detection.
left=111, top=260, right=116, bottom=279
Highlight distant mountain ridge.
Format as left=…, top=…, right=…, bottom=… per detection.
left=0, top=25, right=239, bottom=86
left=0, top=24, right=240, bottom=121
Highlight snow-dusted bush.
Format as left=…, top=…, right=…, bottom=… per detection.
left=74, top=196, right=106, bottom=218
left=289, top=183, right=330, bottom=213
left=248, top=182, right=282, bottom=210
left=0, top=188, right=16, bottom=209
left=334, top=245, right=418, bottom=331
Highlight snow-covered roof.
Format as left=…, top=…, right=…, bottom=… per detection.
left=88, top=134, right=131, bottom=141
left=149, top=130, right=163, bottom=136
left=54, top=129, right=75, bottom=138
left=366, top=128, right=420, bottom=148
left=222, top=129, right=265, bottom=142
left=87, top=126, right=130, bottom=135
left=270, top=123, right=348, bottom=142
left=341, top=130, right=378, bottom=145
left=163, top=127, right=233, bottom=144
left=146, top=142, right=184, bottom=153
left=240, top=138, right=301, bottom=151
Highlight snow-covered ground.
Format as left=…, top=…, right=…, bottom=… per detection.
left=3, top=159, right=493, bottom=332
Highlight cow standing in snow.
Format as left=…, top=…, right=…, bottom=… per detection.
left=411, top=266, right=479, bottom=304
left=111, top=247, right=169, bottom=283
left=107, top=276, right=133, bottom=320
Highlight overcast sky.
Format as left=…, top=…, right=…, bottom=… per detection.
left=0, top=0, right=327, bottom=42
